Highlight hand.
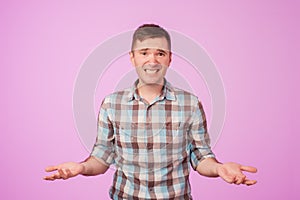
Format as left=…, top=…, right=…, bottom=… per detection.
left=44, top=162, right=84, bottom=181
left=217, top=162, right=257, bottom=186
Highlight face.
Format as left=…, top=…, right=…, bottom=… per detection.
left=130, top=37, right=172, bottom=87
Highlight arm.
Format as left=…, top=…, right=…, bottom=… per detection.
left=190, top=100, right=257, bottom=185
left=196, top=157, right=221, bottom=177
left=81, top=156, right=109, bottom=176
left=196, top=157, right=257, bottom=186
left=44, top=156, right=109, bottom=181
left=44, top=98, right=114, bottom=181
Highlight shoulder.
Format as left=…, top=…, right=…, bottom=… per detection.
left=172, top=87, right=199, bottom=105
left=102, top=87, right=132, bottom=105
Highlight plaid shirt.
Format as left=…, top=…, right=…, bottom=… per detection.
left=91, top=79, right=215, bottom=200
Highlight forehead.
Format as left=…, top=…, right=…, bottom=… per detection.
left=132, top=37, right=169, bottom=51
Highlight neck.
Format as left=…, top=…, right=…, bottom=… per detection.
left=137, top=81, right=164, bottom=103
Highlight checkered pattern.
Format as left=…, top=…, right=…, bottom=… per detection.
left=91, top=79, right=215, bottom=199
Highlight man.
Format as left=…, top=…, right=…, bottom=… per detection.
left=44, top=24, right=257, bottom=199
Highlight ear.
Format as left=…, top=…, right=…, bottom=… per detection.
left=168, top=51, right=172, bottom=66
left=129, top=51, right=135, bottom=67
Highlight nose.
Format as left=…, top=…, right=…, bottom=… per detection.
left=148, top=53, right=158, bottom=63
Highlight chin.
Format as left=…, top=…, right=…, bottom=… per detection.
left=141, top=79, right=164, bottom=86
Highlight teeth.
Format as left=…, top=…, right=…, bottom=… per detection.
left=145, top=69, right=159, bottom=74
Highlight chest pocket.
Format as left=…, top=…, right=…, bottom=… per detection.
left=114, top=121, right=189, bottom=151
left=113, top=121, right=191, bottom=172
left=163, top=122, right=189, bottom=154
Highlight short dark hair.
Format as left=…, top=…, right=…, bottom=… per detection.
left=131, top=24, right=171, bottom=51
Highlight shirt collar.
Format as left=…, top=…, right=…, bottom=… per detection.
left=127, top=78, right=176, bottom=102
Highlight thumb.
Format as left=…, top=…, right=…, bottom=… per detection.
left=241, top=165, right=257, bottom=173
left=45, top=165, right=58, bottom=172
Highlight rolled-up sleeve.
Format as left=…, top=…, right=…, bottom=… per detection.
left=189, top=101, right=215, bottom=170
left=91, top=98, right=115, bottom=166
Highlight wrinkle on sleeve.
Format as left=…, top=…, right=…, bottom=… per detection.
left=90, top=98, right=115, bottom=166
left=189, top=100, right=215, bottom=170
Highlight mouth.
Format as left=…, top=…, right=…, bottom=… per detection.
left=144, top=69, right=160, bottom=74
left=143, top=64, right=162, bottom=74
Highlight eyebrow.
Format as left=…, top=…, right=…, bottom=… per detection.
left=157, top=49, right=168, bottom=54
left=137, top=48, right=168, bottom=53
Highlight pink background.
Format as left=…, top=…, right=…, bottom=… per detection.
left=1, top=0, right=299, bottom=199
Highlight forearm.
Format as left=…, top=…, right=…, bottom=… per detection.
left=196, top=157, right=222, bottom=177
left=80, top=156, right=109, bottom=176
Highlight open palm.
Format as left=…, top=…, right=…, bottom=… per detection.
left=217, top=162, right=257, bottom=185
left=44, top=162, right=84, bottom=181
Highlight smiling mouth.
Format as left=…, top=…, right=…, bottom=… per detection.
left=144, top=69, right=159, bottom=74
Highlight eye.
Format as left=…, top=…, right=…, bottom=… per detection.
left=140, top=51, right=147, bottom=56
left=158, top=52, right=165, bottom=56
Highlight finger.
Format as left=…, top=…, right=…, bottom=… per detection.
left=45, top=166, right=58, bottom=172
left=44, top=173, right=60, bottom=181
left=222, top=175, right=235, bottom=184
left=52, top=172, right=63, bottom=180
left=234, top=175, right=246, bottom=185
left=240, top=166, right=257, bottom=173
left=44, top=175, right=55, bottom=181
left=65, top=168, right=72, bottom=178
left=58, top=169, right=68, bottom=180
left=244, top=179, right=257, bottom=186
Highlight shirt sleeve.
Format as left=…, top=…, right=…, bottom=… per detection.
left=189, top=100, right=215, bottom=170
left=90, top=98, right=115, bottom=166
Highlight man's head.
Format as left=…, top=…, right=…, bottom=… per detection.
left=131, top=24, right=171, bottom=52
left=130, top=24, right=172, bottom=86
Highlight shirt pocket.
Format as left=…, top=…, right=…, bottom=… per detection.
left=147, top=122, right=189, bottom=168
left=113, top=122, right=148, bottom=169
left=113, top=121, right=189, bottom=155
left=114, top=122, right=141, bottom=154
left=162, top=122, right=189, bottom=154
